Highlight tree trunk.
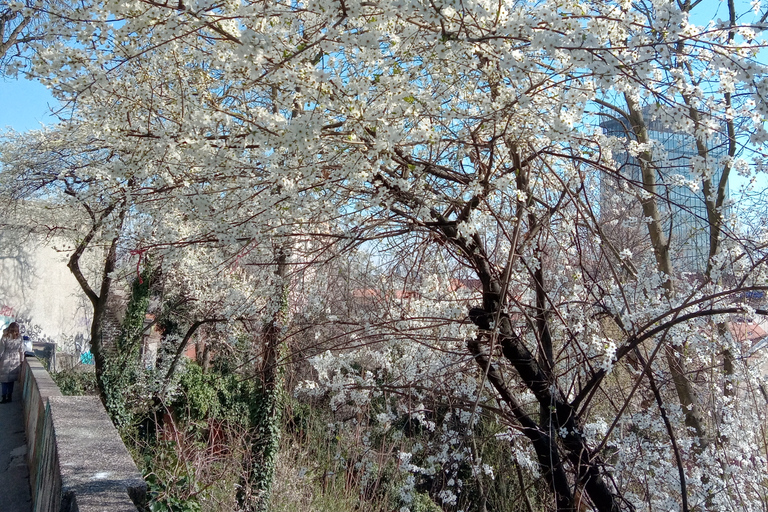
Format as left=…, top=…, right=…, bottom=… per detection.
left=238, top=246, right=289, bottom=512
left=67, top=205, right=124, bottom=409
left=624, top=96, right=709, bottom=448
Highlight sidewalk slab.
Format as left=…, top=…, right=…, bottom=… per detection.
left=0, top=385, right=32, bottom=512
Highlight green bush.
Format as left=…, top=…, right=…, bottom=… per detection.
left=412, top=491, right=443, bottom=512
left=172, top=362, right=255, bottom=428
left=131, top=361, right=258, bottom=512
left=52, top=368, right=98, bottom=396
left=143, top=443, right=204, bottom=512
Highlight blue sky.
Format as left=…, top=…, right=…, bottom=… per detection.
left=0, top=0, right=760, bottom=135
left=0, top=77, right=57, bottom=131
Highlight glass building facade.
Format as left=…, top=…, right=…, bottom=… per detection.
left=600, top=110, right=729, bottom=274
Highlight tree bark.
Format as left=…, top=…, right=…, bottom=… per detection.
left=624, top=96, right=709, bottom=448
left=454, top=229, right=623, bottom=511
left=239, top=246, right=289, bottom=512
left=376, top=171, right=627, bottom=510
left=66, top=203, right=124, bottom=407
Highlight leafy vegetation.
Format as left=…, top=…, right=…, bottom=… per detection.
left=4, top=0, right=768, bottom=509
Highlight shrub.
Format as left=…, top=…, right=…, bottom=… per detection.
left=52, top=367, right=98, bottom=396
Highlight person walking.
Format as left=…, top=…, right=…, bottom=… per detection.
left=0, top=322, right=23, bottom=403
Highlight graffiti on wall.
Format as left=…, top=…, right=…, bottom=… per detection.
left=0, top=304, right=16, bottom=330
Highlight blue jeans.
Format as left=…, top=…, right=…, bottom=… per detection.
left=1, top=381, right=14, bottom=396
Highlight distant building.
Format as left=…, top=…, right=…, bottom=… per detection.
left=600, top=108, right=729, bottom=273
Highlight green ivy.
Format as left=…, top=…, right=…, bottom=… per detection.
left=173, top=362, right=255, bottom=428
left=241, top=381, right=284, bottom=511
left=102, top=265, right=153, bottom=430
left=238, top=265, right=289, bottom=512
left=137, top=361, right=258, bottom=512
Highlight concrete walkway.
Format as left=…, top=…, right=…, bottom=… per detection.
left=0, top=384, right=32, bottom=512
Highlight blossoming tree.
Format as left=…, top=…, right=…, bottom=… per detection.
left=2, top=0, right=768, bottom=509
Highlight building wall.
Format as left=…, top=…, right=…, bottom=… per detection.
left=600, top=110, right=729, bottom=273
left=0, top=234, right=91, bottom=345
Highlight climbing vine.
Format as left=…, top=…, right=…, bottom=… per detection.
left=102, top=265, right=153, bottom=430
left=238, top=248, right=289, bottom=512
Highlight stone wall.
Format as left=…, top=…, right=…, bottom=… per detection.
left=20, top=357, right=147, bottom=512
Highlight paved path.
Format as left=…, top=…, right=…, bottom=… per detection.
left=0, top=384, right=32, bottom=512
